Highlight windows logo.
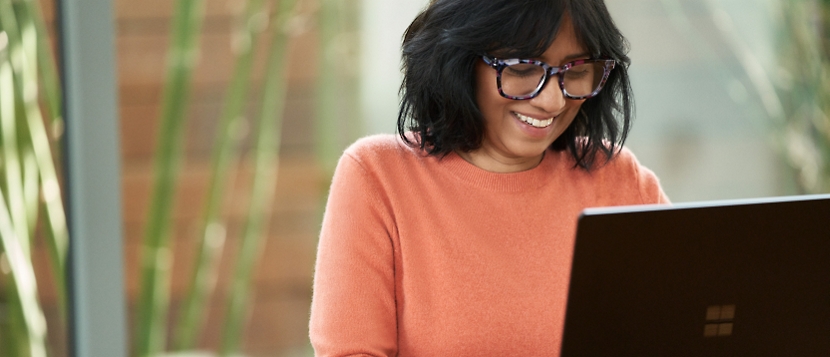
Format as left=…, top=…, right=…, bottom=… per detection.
left=704, top=304, right=736, bottom=337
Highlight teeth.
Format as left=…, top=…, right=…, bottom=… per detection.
left=515, top=112, right=554, bottom=128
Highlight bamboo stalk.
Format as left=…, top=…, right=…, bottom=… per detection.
left=313, top=0, right=362, bottom=175
left=0, top=13, right=25, bottom=357
left=22, top=149, right=38, bottom=237
left=0, top=0, right=32, bottom=258
left=134, top=0, right=206, bottom=355
left=15, top=0, right=68, bottom=318
left=173, top=0, right=269, bottom=350
left=0, top=57, right=47, bottom=357
left=315, top=0, right=341, bottom=173
left=0, top=215, right=47, bottom=357
left=20, top=0, right=61, bottom=133
left=219, top=0, right=298, bottom=354
left=0, top=277, right=27, bottom=357
left=17, top=10, right=39, bottom=239
left=1, top=29, right=25, bottom=357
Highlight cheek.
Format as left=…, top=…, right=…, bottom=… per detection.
left=565, top=100, right=585, bottom=117
left=558, top=100, right=585, bottom=129
left=569, top=98, right=586, bottom=110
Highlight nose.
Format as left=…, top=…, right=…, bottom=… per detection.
left=528, top=76, right=567, bottom=114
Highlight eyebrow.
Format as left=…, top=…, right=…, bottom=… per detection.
left=563, top=52, right=592, bottom=61
left=521, top=51, right=592, bottom=66
left=497, top=51, right=593, bottom=63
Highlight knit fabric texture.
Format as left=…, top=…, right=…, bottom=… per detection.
left=310, top=134, right=669, bottom=356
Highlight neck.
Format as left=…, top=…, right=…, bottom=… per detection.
left=456, top=149, right=545, bottom=173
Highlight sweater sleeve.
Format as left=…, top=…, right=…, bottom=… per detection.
left=309, top=152, right=398, bottom=357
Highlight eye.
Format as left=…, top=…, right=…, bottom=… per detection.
left=563, top=63, right=596, bottom=80
left=564, top=68, right=589, bottom=79
left=503, top=63, right=544, bottom=78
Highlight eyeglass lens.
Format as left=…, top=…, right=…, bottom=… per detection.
left=501, top=61, right=605, bottom=98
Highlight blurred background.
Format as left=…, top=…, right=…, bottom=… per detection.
left=1, top=0, right=827, bottom=356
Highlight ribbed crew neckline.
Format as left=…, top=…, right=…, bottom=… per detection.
left=436, top=150, right=561, bottom=193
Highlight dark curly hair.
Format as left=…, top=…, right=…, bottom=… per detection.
left=397, top=0, right=633, bottom=169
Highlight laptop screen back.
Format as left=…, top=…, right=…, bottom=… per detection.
left=561, top=194, right=830, bottom=357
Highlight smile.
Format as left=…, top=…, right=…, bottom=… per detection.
left=514, top=112, right=554, bottom=128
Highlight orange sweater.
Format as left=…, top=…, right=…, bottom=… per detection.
left=310, top=134, right=669, bottom=356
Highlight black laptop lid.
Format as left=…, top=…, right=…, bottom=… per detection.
left=561, top=194, right=830, bottom=357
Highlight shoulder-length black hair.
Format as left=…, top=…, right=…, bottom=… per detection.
left=397, top=0, right=633, bottom=169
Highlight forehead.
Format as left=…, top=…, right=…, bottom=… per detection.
left=538, top=16, right=590, bottom=63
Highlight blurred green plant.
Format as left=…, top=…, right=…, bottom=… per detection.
left=1, top=0, right=306, bottom=355
left=134, top=0, right=207, bottom=354
left=135, top=0, right=304, bottom=356
left=678, top=0, right=830, bottom=194
left=316, top=0, right=363, bottom=175
left=772, top=0, right=830, bottom=193
left=0, top=0, right=68, bottom=356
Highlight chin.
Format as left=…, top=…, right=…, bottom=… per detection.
left=510, top=141, right=553, bottom=159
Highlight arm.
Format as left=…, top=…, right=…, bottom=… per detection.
left=309, top=153, right=398, bottom=357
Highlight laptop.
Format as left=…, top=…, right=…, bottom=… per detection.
left=561, top=194, right=830, bottom=357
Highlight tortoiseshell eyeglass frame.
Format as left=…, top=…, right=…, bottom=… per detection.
left=481, top=55, right=616, bottom=100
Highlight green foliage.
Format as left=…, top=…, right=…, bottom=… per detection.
left=219, top=0, right=298, bottom=354
left=134, top=0, right=207, bottom=354
left=164, top=0, right=315, bottom=353
left=1, top=0, right=306, bottom=355
left=774, top=0, right=830, bottom=193
left=137, top=0, right=304, bottom=356
left=173, top=0, right=269, bottom=350
left=0, top=0, right=68, bottom=356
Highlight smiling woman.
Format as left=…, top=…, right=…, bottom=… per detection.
left=467, top=15, right=604, bottom=172
left=309, top=0, right=669, bottom=356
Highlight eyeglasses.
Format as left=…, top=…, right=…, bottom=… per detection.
left=481, top=55, right=616, bottom=100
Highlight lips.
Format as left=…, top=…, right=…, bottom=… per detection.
left=514, top=112, right=554, bottom=128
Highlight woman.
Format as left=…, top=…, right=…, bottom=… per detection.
left=310, top=0, right=669, bottom=355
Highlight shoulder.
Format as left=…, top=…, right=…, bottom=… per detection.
left=585, top=145, right=669, bottom=205
left=343, top=133, right=427, bottom=166
left=344, top=134, right=420, bottom=161
left=344, top=134, right=411, bottom=158
left=603, top=146, right=642, bottom=175
left=335, top=133, right=427, bottom=182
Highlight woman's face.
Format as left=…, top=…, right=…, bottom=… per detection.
left=464, top=16, right=589, bottom=173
